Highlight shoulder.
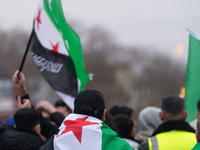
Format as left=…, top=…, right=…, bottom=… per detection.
left=2, top=129, right=43, bottom=150
left=101, top=123, right=132, bottom=150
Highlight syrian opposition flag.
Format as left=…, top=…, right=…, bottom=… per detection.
left=31, top=0, right=92, bottom=109
left=185, top=30, right=200, bottom=122
left=53, top=114, right=132, bottom=150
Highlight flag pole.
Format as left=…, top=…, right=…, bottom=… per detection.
left=18, top=30, right=33, bottom=77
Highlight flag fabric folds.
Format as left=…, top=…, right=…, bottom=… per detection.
left=53, top=114, right=132, bottom=150
left=31, top=0, right=91, bottom=109
left=185, top=31, right=200, bottom=122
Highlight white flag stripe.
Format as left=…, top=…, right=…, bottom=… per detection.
left=34, top=0, right=69, bottom=56
left=56, top=91, right=75, bottom=110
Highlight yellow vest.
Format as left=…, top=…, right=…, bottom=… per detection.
left=148, top=131, right=196, bottom=150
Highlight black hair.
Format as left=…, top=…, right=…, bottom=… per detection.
left=55, top=100, right=72, bottom=113
left=109, top=105, right=133, bottom=118
left=114, top=114, right=134, bottom=138
left=161, top=95, right=185, bottom=115
left=14, top=108, right=41, bottom=130
left=104, top=112, right=121, bottom=136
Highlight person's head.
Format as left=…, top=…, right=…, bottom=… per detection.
left=196, top=115, right=200, bottom=142
left=159, top=95, right=187, bottom=122
left=55, top=100, right=72, bottom=117
left=14, top=108, right=41, bottom=134
left=109, top=105, right=133, bottom=118
left=73, top=89, right=106, bottom=121
left=114, top=114, right=135, bottom=139
left=138, top=106, right=162, bottom=131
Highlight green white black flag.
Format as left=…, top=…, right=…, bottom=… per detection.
left=31, top=0, right=92, bottom=109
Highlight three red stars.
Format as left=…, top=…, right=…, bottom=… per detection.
left=36, top=8, right=42, bottom=30
left=57, top=116, right=99, bottom=143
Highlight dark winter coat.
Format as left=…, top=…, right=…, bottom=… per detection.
left=0, top=126, right=43, bottom=150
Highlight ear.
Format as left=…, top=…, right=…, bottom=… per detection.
left=131, top=127, right=135, bottom=138
left=159, top=111, right=164, bottom=122
left=197, top=112, right=199, bottom=119
left=101, top=109, right=106, bottom=121
left=183, top=111, right=188, bottom=121
left=33, top=124, right=41, bottom=135
left=72, top=109, right=74, bottom=113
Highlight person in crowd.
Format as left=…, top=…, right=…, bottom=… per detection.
left=114, top=114, right=139, bottom=150
left=139, top=95, right=196, bottom=150
left=36, top=100, right=65, bottom=127
left=39, top=89, right=133, bottom=150
left=135, top=106, right=162, bottom=143
left=55, top=100, right=72, bottom=117
left=0, top=96, right=43, bottom=150
left=109, top=105, right=134, bottom=119
left=190, top=99, right=200, bottom=130
left=192, top=115, right=200, bottom=149
left=13, top=70, right=65, bottom=141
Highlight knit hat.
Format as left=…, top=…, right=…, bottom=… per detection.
left=74, top=89, right=105, bottom=119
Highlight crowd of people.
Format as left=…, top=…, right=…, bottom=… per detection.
left=0, top=70, right=199, bottom=150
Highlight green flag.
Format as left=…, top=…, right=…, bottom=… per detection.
left=185, top=31, right=200, bottom=122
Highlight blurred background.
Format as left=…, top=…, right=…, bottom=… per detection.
left=0, top=0, right=199, bottom=123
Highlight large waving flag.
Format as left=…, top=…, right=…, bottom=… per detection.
left=53, top=114, right=132, bottom=150
left=185, top=30, right=200, bottom=122
left=31, top=0, right=92, bottom=109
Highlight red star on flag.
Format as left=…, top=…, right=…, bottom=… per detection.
left=57, top=116, right=99, bottom=143
left=50, top=41, right=59, bottom=53
left=36, top=8, right=42, bottom=31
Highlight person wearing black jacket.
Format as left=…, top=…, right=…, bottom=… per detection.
left=0, top=107, right=43, bottom=150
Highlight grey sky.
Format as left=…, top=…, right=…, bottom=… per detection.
left=0, top=0, right=199, bottom=60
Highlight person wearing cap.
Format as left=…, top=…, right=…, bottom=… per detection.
left=139, top=95, right=196, bottom=150
left=39, top=89, right=132, bottom=150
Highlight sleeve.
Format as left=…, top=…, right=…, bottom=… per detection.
left=20, top=94, right=34, bottom=109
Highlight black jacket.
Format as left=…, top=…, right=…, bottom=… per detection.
left=0, top=127, right=43, bottom=150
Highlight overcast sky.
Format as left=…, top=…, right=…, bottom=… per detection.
left=0, top=0, right=200, bottom=60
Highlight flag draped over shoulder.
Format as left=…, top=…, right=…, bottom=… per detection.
left=53, top=114, right=132, bottom=150
left=185, top=31, right=200, bottom=122
left=31, top=0, right=91, bottom=109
